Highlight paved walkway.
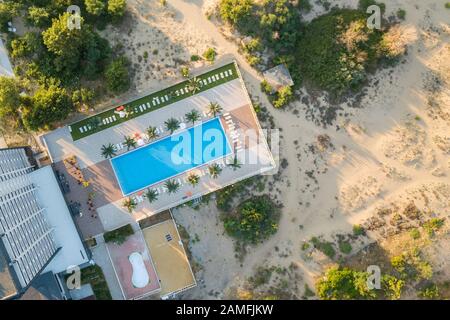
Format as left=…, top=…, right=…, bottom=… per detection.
left=91, top=237, right=124, bottom=300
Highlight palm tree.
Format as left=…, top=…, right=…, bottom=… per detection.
left=122, top=198, right=137, bottom=213
left=188, top=77, right=201, bottom=94
left=123, top=135, right=137, bottom=150
left=165, top=179, right=180, bottom=194
left=187, top=173, right=200, bottom=187
left=208, top=102, right=222, bottom=117
left=88, top=116, right=102, bottom=130
left=165, top=117, right=180, bottom=134
left=101, top=143, right=117, bottom=159
left=185, top=109, right=200, bottom=125
left=146, top=126, right=159, bottom=141
left=227, top=154, right=242, bottom=171
left=144, top=189, right=158, bottom=203
left=208, top=163, right=222, bottom=179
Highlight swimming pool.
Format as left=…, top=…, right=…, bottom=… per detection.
left=111, top=117, right=232, bottom=196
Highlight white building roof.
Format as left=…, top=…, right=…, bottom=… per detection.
left=29, top=166, right=89, bottom=274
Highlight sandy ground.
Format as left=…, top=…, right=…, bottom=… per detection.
left=100, top=0, right=450, bottom=299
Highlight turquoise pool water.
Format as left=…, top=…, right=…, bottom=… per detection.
left=111, top=117, right=232, bottom=196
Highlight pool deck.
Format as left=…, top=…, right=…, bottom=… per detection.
left=41, top=61, right=276, bottom=237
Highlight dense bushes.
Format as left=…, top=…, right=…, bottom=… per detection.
left=105, top=56, right=131, bottom=93
left=295, top=9, right=391, bottom=96
left=223, top=195, right=280, bottom=244
left=3, top=0, right=128, bottom=131
left=104, top=224, right=134, bottom=245
left=219, top=0, right=302, bottom=54
left=22, top=83, right=73, bottom=130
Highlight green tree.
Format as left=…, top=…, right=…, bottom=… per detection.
left=10, top=33, right=43, bottom=59
left=0, top=77, right=21, bottom=121
left=219, top=0, right=253, bottom=25
left=85, top=0, right=106, bottom=16
left=273, top=86, right=293, bottom=108
left=122, top=197, right=137, bottom=213
left=208, top=163, right=222, bottom=178
left=165, top=179, right=180, bottom=194
left=185, top=109, right=200, bottom=124
left=223, top=195, right=280, bottom=244
left=164, top=117, right=180, bottom=134
left=227, top=154, right=242, bottom=171
left=316, top=267, right=377, bottom=300
left=207, top=102, right=222, bottom=117
left=188, top=77, right=201, bottom=93
left=187, top=173, right=200, bottom=187
left=108, top=0, right=127, bottom=20
left=0, top=2, right=21, bottom=33
left=381, top=275, right=404, bottom=300
left=145, top=189, right=158, bottom=203
left=123, top=135, right=137, bottom=150
left=101, top=143, right=117, bottom=158
left=42, top=13, right=85, bottom=72
left=105, top=56, right=130, bottom=93
left=27, top=6, right=51, bottom=28
left=22, top=83, right=73, bottom=130
left=146, top=126, right=158, bottom=140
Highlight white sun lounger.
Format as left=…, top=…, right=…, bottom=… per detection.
left=175, top=90, right=180, bottom=96
left=103, top=118, right=108, bottom=125
left=220, top=72, right=224, bottom=78
left=79, top=127, right=84, bottom=133
left=228, top=69, right=233, bottom=75
left=185, top=86, right=189, bottom=92
left=180, top=88, right=184, bottom=94
left=155, top=97, right=160, bottom=104
left=208, top=77, right=212, bottom=83
left=139, top=105, right=144, bottom=112
left=215, top=75, right=220, bottom=80
left=177, top=178, right=182, bottom=185
left=109, top=117, right=114, bottom=122
left=165, top=95, right=169, bottom=101
left=202, top=79, right=208, bottom=86
left=112, top=115, right=117, bottom=121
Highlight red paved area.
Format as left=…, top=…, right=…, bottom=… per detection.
left=106, top=232, right=160, bottom=300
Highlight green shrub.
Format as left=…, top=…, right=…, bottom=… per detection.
left=203, top=48, right=216, bottom=62
left=105, top=56, right=130, bottom=93
left=104, top=224, right=134, bottom=245
left=298, top=0, right=312, bottom=13
left=338, top=241, right=352, bottom=254
left=311, top=237, right=336, bottom=258
left=422, top=218, right=445, bottom=237
left=223, top=195, right=280, bottom=244
left=249, top=266, right=273, bottom=287
left=418, top=283, right=440, bottom=299
left=219, top=0, right=254, bottom=25
left=353, top=224, right=365, bottom=236
left=410, top=228, right=420, bottom=239
left=273, top=86, right=293, bottom=108
left=78, top=265, right=112, bottom=300
left=295, top=8, right=394, bottom=97
left=190, top=54, right=201, bottom=61
left=445, top=2, right=450, bottom=9
left=260, top=80, right=273, bottom=94
left=316, top=267, right=377, bottom=299
left=396, top=9, right=406, bottom=20
left=381, top=275, right=404, bottom=300
left=391, top=249, right=433, bottom=281
left=180, top=66, right=190, bottom=78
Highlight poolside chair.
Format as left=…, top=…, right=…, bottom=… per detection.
left=112, top=115, right=117, bottom=121
left=202, top=111, right=208, bottom=117
left=202, top=79, right=208, bottom=86
left=165, top=95, right=169, bottom=101
left=146, top=102, right=151, bottom=109
left=139, top=105, right=144, bottom=112
left=208, top=77, right=212, bottom=84
left=215, top=75, right=220, bottom=81
left=109, top=117, right=114, bottom=123
left=79, top=127, right=84, bottom=133
left=180, top=88, right=184, bottom=95
left=228, top=124, right=235, bottom=131
left=220, top=72, right=224, bottom=78
left=83, top=126, right=89, bottom=132
left=223, top=112, right=230, bottom=117
left=116, top=143, right=124, bottom=151
left=223, top=70, right=229, bottom=77
left=177, top=178, right=182, bottom=185
left=185, top=86, right=189, bottom=92
left=156, top=97, right=160, bottom=104
left=228, top=69, right=233, bottom=75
